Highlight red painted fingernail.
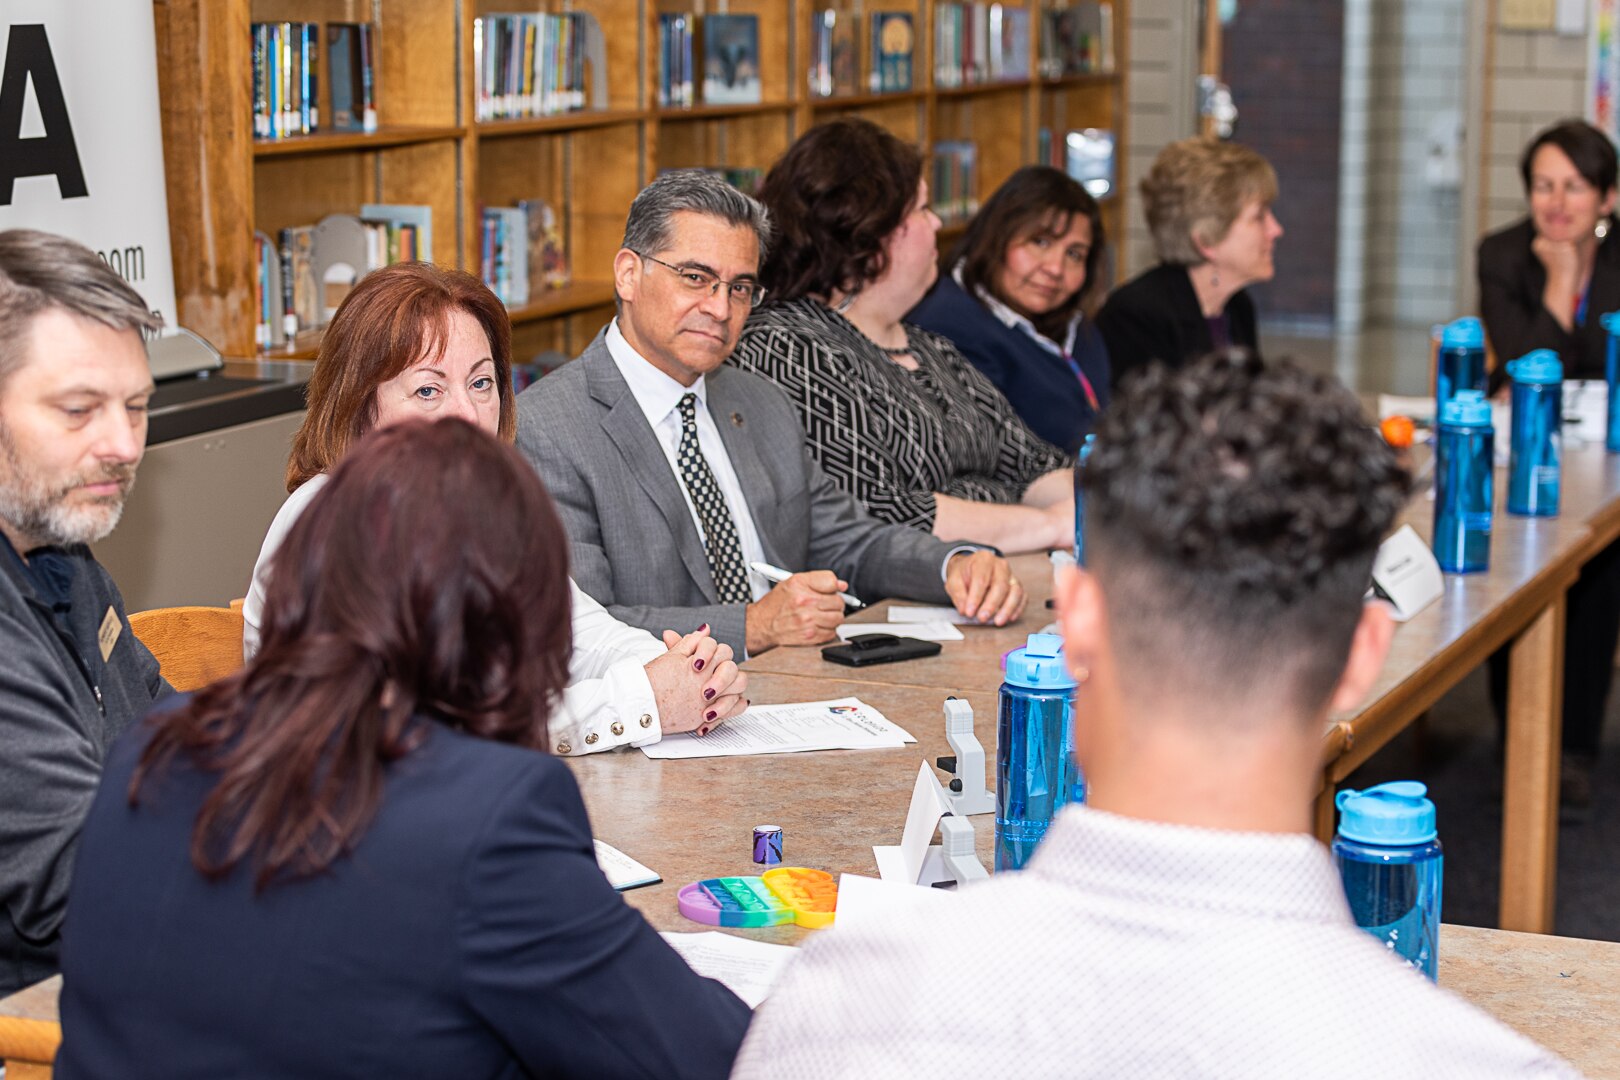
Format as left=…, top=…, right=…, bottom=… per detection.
left=706, top=710, right=717, bottom=722
left=699, top=623, right=709, bottom=632
left=704, top=687, right=716, bottom=700
left=694, top=658, right=706, bottom=672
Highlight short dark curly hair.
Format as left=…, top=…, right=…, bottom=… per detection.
left=1081, top=350, right=1410, bottom=716
left=756, top=117, right=923, bottom=300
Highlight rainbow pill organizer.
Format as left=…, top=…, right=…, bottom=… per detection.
left=678, top=867, right=837, bottom=929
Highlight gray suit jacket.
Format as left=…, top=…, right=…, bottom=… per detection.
left=516, top=332, right=956, bottom=653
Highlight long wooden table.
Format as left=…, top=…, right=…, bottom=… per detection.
left=742, top=439, right=1620, bottom=935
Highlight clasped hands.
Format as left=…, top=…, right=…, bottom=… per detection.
left=643, top=625, right=748, bottom=737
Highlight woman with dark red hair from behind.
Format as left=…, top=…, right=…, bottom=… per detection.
left=55, top=420, right=751, bottom=1079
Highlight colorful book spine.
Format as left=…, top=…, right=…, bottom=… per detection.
left=658, top=14, right=694, bottom=108
left=250, top=21, right=322, bottom=138
left=870, top=12, right=915, bottom=94
left=474, top=13, right=599, bottom=121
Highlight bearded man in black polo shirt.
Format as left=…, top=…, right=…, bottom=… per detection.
left=0, top=229, right=171, bottom=994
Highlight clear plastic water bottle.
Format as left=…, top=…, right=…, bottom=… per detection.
left=1505, top=349, right=1562, bottom=517
left=995, top=633, right=1081, bottom=871
left=1435, top=316, right=1487, bottom=410
left=1433, top=389, right=1493, bottom=574
left=1602, top=311, right=1620, bottom=453
left=1333, top=781, right=1444, bottom=981
left=1073, top=434, right=1095, bottom=567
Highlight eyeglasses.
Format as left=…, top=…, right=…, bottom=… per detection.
left=635, top=251, right=767, bottom=308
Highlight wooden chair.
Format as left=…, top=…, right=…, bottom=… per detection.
left=128, top=604, right=245, bottom=692
left=0, top=975, right=60, bottom=1079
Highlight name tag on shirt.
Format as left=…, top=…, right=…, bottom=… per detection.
left=98, top=606, right=121, bottom=662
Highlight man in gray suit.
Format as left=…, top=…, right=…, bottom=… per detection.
left=517, top=171, right=1024, bottom=656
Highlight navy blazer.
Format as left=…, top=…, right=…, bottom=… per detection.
left=1095, top=262, right=1259, bottom=392
left=908, top=274, right=1110, bottom=455
left=57, top=704, right=750, bottom=1079
left=1478, top=217, right=1620, bottom=382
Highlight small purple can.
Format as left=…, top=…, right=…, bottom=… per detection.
left=752, top=825, right=783, bottom=865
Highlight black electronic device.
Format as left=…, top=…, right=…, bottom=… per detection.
left=821, top=633, right=942, bottom=667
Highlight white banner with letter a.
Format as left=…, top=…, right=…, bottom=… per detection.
left=0, top=2, right=178, bottom=329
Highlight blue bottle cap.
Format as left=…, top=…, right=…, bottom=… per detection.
left=1439, top=316, right=1485, bottom=350
left=1602, top=310, right=1620, bottom=336
left=1438, top=388, right=1491, bottom=427
left=1004, top=633, right=1077, bottom=690
left=1335, top=781, right=1437, bottom=845
left=1506, top=349, right=1563, bottom=385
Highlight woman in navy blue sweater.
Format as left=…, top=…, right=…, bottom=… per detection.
left=909, top=166, right=1111, bottom=454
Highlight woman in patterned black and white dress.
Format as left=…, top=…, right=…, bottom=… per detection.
left=732, top=119, right=1074, bottom=554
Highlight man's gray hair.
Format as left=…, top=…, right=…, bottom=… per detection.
left=621, top=170, right=774, bottom=258
left=0, top=229, right=163, bottom=389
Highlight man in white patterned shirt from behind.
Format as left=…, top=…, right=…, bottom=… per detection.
left=733, top=350, right=1580, bottom=1079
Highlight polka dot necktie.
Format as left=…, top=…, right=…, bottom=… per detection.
left=675, top=393, right=752, bottom=604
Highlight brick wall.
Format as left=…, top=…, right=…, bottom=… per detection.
left=1223, top=0, right=1344, bottom=326
left=1482, top=24, right=1589, bottom=233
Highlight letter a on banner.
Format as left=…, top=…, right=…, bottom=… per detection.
left=0, top=3, right=178, bottom=329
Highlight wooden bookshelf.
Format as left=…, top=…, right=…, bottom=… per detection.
left=153, top=0, right=1129, bottom=361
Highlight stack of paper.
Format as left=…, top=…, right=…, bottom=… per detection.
left=887, top=605, right=974, bottom=625
left=835, top=621, right=962, bottom=642
left=641, top=697, right=915, bottom=759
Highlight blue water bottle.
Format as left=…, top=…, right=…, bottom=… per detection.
left=1073, top=434, right=1095, bottom=567
left=1602, top=311, right=1620, bottom=452
left=1435, top=316, right=1487, bottom=409
left=995, top=633, right=1082, bottom=871
left=1433, top=389, right=1493, bottom=573
left=1505, top=349, right=1562, bottom=517
left=1333, top=782, right=1444, bottom=981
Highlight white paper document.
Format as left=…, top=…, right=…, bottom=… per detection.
left=641, top=697, right=916, bottom=759
left=836, top=621, right=963, bottom=642
left=593, top=839, right=661, bottom=891
left=834, top=872, right=953, bottom=932
left=660, top=931, right=798, bottom=1008
left=887, top=605, right=974, bottom=625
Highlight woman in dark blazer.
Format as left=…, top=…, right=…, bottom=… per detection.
left=1478, top=119, right=1620, bottom=811
left=56, top=421, right=751, bottom=1079
left=909, top=165, right=1111, bottom=455
left=1095, top=137, right=1281, bottom=390
left=1478, top=119, right=1620, bottom=383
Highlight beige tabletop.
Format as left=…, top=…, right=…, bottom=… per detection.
left=576, top=675, right=1002, bottom=944
left=1440, top=923, right=1620, bottom=1076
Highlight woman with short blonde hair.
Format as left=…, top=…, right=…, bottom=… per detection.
left=1097, top=137, right=1282, bottom=388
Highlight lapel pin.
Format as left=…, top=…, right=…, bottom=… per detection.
left=731, top=412, right=745, bottom=427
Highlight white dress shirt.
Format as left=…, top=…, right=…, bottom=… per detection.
left=734, top=805, right=1579, bottom=1080
left=605, top=319, right=771, bottom=602
left=242, top=473, right=666, bottom=756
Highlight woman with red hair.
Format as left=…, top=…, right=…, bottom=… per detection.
left=244, top=262, right=746, bottom=754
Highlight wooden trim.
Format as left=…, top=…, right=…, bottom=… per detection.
left=253, top=125, right=467, bottom=158
left=476, top=109, right=648, bottom=139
